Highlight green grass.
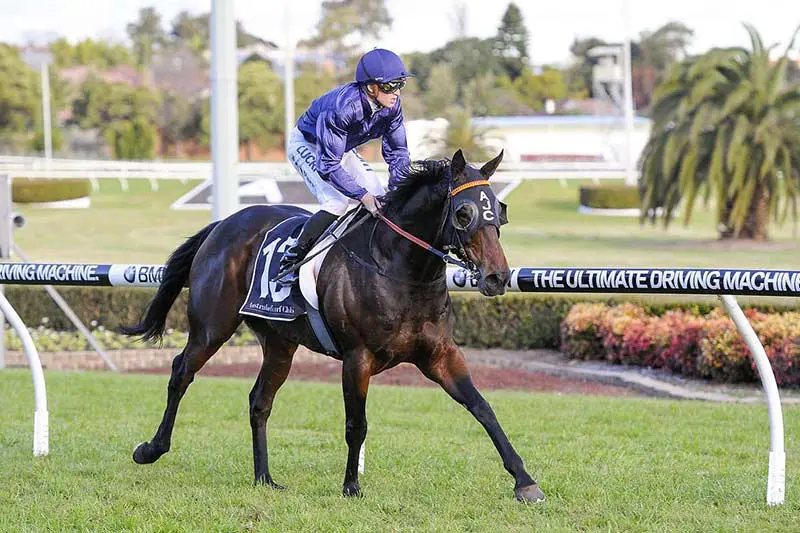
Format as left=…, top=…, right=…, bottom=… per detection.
left=1, top=370, right=799, bottom=531
left=502, top=180, right=800, bottom=269
left=10, top=177, right=800, bottom=268
left=14, top=179, right=209, bottom=264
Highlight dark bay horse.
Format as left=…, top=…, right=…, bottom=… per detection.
left=122, top=149, right=545, bottom=503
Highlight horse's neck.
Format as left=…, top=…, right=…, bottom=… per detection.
left=370, top=201, right=449, bottom=283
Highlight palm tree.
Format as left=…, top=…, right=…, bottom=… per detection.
left=639, top=24, right=800, bottom=240
left=425, top=106, right=496, bottom=161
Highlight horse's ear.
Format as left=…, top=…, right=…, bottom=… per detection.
left=451, top=149, right=467, bottom=178
left=480, top=150, right=504, bottom=179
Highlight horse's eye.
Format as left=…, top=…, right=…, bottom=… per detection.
left=453, top=203, right=477, bottom=231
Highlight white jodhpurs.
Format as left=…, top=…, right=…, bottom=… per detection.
left=287, top=127, right=385, bottom=216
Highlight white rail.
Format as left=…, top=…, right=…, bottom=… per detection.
left=0, top=156, right=626, bottom=182
left=0, top=292, right=48, bottom=456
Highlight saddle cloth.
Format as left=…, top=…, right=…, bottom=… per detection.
left=239, top=209, right=360, bottom=354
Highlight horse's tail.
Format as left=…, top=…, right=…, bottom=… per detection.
left=120, top=221, right=220, bottom=343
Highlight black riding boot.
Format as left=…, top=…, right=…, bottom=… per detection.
left=276, top=210, right=339, bottom=283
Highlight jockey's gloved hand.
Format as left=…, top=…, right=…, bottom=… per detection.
left=360, top=193, right=383, bottom=217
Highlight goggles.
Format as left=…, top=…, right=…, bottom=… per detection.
left=377, top=78, right=406, bottom=94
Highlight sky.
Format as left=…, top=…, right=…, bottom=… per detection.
left=2, top=0, right=799, bottom=65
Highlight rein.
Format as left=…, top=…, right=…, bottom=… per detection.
left=375, top=178, right=491, bottom=272
left=376, top=213, right=470, bottom=269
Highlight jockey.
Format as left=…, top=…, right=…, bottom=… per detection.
left=277, top=48, right=414, bottom=283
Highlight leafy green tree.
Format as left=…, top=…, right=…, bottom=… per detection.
left=639, top=24, right=800, bottom=241
left=30, top=126, right=64, bottom=153
left=170, top=11, right=209, bottom=54
left=423, top=63, right=457, bottom=118
left=303, top=0, right=392, bottom=55
left=158, top=92, right=194, bottom=153
left=512, top=67, right=567, bottom=111
left=493, top=3, right=529, bottom=79
left=126, top=6, right=166, bottom=67
left=428, top=37, right=503, bottom=98
left=105, top=116, right=156, bottom=159
left=71, top=76, right=160, bottom=129
left=237, top=61, right=284, bottom=158
left=463, top=73, right=533, bottom=116
left=0, top=44, right=38, bottom=134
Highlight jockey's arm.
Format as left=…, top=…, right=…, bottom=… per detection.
left=315, top=107, right=368, bottom=201
left=382, top=108, right=412, bottom=190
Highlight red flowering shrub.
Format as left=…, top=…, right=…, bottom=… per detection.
left=560, top=303, right=800, bottom=386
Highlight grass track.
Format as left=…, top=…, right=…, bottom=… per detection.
left=1, top=370, right=798, bottom=531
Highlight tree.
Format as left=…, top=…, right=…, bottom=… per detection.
left=566, top=36, right=607, bottom=98
left=126, top=7, right=166, bottom=67
left=50, top=37, right=132, bottom=68
left=105, top=116, right=156, bottom=159
left=0, top=44, right=38, bottom=134
left=512, top=67, right=567, bottom=111
left=71, top=76, right=160, bottom=129
left=426, top=107, right=495, bottom=161
left=639, top=24, right=800, bottom=241
left=428, top=37, right=503, bottom=100
left=158, top=91, right=194, bottom=154
left=237, top=61, right=284, bottom=158
left=636, top=21, right=694, bottom=109
left=423, top=63, right=457, bottom=118
left=303, top=0, right=392, bottom=55
left=493, top=3, right=529, bottom=79
left=170, top=11, right=209, bottom=55
left=464, top=74, right=533, bottom=116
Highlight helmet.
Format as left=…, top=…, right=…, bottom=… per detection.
left=355, top=48, right=414, bottom=84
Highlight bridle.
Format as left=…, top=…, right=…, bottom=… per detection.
left=375, top=176, right=505, bottom=280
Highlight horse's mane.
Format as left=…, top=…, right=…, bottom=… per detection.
left=382, top=159, right=451, bottom=210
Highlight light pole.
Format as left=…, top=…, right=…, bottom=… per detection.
left=621, top=0, right=636, bottom=186
left=210, top=0, right=240, bottom=220
left=21, top=48, right=54, bottom=162
left=284, top=0, right=295, bottom=158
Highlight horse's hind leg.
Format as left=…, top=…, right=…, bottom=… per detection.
left=248, top=329, right=297, bottom=489
left=133, top=330, right=235, bottom=465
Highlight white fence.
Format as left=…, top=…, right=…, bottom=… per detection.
left=0, top=155, right=628, bottom=184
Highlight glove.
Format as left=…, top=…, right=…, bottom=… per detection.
left=360, top=193, right=383, bottom=217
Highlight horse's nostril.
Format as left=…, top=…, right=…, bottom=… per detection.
left=485, top=273, right=502, bottom=288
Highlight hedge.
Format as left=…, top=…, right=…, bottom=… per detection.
left=5, top=286, right=796, bottom=351
left=578, top=184, right=640, bottom=209
left=12, top=178, right=91, bottom=203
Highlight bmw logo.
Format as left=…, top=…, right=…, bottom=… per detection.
left=452, top=268, right=467, bottom=288
left=124, top=266, right=136, bottom=283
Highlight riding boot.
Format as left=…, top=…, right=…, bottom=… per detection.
left=276, top=210, right=339, bottom=283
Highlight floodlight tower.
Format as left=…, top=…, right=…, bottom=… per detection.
left=210, top=0, right=239, bottom=220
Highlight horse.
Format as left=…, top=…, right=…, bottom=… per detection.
left=122, top=149, right=545, bottom=503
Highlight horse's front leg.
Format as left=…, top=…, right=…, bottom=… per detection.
left=417, top=344, right=545, bottom=503
left=341, top=348, right=372, bottom=497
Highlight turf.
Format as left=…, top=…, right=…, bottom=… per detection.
left=1, top=370, right=798, bottom=531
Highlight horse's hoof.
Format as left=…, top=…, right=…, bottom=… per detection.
left=255, top=477, right=287, bottom=491
left=515, top=483, right=545, bottom=503
left=132, top=441, right=165, bottom=464
left=342, top=482, right=362, bottom=498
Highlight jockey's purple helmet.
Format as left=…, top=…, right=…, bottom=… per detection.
left=355, top=48, right=414, bottom=83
